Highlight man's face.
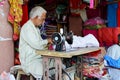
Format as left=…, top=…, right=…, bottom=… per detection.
left=36, top=13, right=46, bottom=27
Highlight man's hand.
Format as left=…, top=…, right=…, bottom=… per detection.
left=47, top=38, right=53, bottom=44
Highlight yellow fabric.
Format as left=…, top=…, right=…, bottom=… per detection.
left=8, top=0, right=23, bottom=40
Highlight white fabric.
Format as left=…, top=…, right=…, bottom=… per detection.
left=105, top=44, right=120, bottom=80
left=79, top=9, right=88, bottom=22
left=106, top=44, right=120, bottom=60
left=19, top=20, right=48, bottom=78
left=71, top=34, right=99, bottom=48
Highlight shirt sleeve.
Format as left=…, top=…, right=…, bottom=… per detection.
left=21, top=25, right=48, bottom=50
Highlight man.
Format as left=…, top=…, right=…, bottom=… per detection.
left=104, top=34, right=120, bottom=80
left=19, top=6, right=53, bottom=80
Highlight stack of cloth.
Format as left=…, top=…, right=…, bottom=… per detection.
left=82, top=49, right=108, bottom=79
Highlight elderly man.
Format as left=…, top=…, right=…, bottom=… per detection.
left=19, top=6, right=53, bottom=80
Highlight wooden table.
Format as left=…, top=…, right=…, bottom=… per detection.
left=36, top=47, right=103, bottom=80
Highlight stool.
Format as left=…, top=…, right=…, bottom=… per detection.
left=10, top=65, right=34, bottom=80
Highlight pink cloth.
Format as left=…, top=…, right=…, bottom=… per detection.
left=90, top=0, right=94, bottom=9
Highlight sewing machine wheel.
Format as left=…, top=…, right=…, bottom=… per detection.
left=52, top=32, right=62, bottom=45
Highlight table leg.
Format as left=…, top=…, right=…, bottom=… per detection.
left=43, top=56, right=62, bottom=80
left=43, top=57, right=49, bottom=80
left=54, top=57, right=62, bottom=80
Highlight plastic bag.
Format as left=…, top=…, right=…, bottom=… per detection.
left=0, top=71, right=15, bottom=80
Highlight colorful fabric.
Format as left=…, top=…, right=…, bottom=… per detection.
left=8, top=0, right=23, bottom=41
left=82, top=49, right=106, bottom=78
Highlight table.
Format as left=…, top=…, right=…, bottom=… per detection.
left=36, top=47, right=104, bottom=80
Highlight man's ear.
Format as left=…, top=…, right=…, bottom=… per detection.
left=35, top=16, right=41, bottom=19
left=35, top=16, right=39, bottom=19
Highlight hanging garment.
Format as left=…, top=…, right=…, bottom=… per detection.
left=86, top=7, right=101, bottom=19
left=99, top=1, right=107, bottom=20
left=8, top=0, right=23, bottom=41
left=90, top=0, right=94, bottom=8
left=79, top=9, right=88, bottom=22
left=107, top=0, right=118, bottom=27
left=70, top=0, right=81, bottom=16
left=20, top=4, right=28, bottom=26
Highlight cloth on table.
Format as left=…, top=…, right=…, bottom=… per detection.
left=71, top=34, right=99, bottom=48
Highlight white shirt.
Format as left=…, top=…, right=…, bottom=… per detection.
left=19, top=20, right=48, bottom=77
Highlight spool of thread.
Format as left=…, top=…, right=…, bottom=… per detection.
left=60, top=28, right=63, bottom=35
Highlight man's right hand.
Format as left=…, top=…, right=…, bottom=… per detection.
left=47, top=38, right=53, bottom=44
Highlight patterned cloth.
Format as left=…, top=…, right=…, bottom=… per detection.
left=8, top=0, right=23, bottom=41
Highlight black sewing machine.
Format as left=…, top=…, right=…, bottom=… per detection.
left=52, top=31, right=73, bottom=51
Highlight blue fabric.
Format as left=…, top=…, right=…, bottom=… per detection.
left=107, top=0, right=118, bottom=27
left=104, top=55, right=120, bottom=68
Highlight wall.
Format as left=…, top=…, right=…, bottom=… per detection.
left=0, top=0, right=14, bottom=73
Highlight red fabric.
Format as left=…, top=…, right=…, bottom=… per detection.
left=84, top=49, right=101, bottom=57
left=20, top=4, right=29, bottom=26
left=82, top=29, right=98, bottom=39
left=83, top=27, right=120, bottom=47
left=113, top=27, right=120, bottom=43
left=70, top=0, right=81, bottom=9
left=98, top=27, right=120, bottom=47
left=46, top=0, right=55, bottom=5
left=98, top=28, right=113, bottom=46
left=86, top=7, right=101, bottom=19
left=117, top=2, right=120, bottom=27
left=70, top=0, right=81, bottom=16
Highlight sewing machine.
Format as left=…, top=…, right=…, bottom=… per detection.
left=52, top=31, right=73, bottom=51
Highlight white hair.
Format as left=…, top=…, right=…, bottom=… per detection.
left=29, top=6, right=47, bottom=19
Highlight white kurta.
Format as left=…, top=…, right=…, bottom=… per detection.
left=19, top=20, right=48, bottom=78
left=105, top=44, right=120, bottom=80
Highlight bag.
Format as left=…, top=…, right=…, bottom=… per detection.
left=0, top=71, right=15, bottom=80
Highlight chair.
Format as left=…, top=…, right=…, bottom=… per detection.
left=10, top=65, right=34, bottom=80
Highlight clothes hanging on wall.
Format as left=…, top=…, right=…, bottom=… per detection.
left=8, top=0, right=23, bottom=41
left=107, top=0, right=118, bottom=27
left=20, top=4, right=29, bottom=26
left=70, top=0, right=81, bottom=16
